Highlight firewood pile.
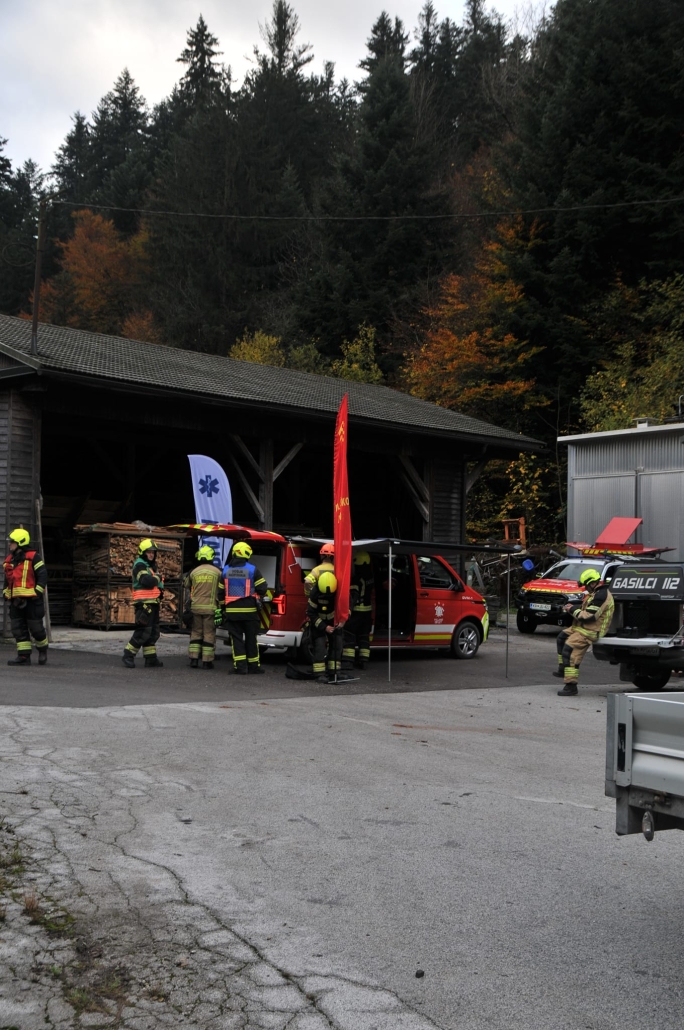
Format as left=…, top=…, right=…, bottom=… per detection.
left=73, top=534, right=182, bottom=579
left=72, top=586, right=179, bottom=626
left=71, top=524, right=185, bottom=629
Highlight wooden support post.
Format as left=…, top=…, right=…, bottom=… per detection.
left=398, top=454, right=432, bottom=540
left=226, top=452, right=265, bottom=523
left=273, top=442, right=303, bottom=482
left=259, top=440, right=274, bottom=530
left=465, top=449, right=489, bottom=494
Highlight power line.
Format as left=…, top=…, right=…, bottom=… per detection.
left=52, top=195, right=684, bottom=223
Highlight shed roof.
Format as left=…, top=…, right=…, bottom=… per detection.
left=559, top=422, right=684, bottom=444
left=0, top=314, right=538, bottom=449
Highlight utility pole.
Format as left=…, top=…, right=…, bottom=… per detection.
left=30, top=191, right=66, bottom=357
left=30, top=196, right=48, bottom=357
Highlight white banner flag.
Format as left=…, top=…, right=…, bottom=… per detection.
left=187, top=454, right=233, bottom=568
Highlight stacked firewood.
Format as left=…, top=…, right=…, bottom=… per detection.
left=74, top=534, right=182, bottom=579
left=72, top=586, right=179, bottom=626
left=71, top=525, right=184, bottom=628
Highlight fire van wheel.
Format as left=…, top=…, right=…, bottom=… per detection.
left=451, top=621, right=481, bottom=660
left=631, top=670, right=672, bottom=691
left=516, top=610, right=538, bottom=634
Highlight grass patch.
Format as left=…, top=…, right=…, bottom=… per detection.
left=23, top=890, right=41, bottom=919
left=66, top=987, right=109, bottom=1014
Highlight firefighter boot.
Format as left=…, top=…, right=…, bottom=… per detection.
left=552, top=670, right=564, bottom=679
left=38, top=649, right=48, bottom=666
left=557, top=683, right=578, bottom=697
left=122, top=651, right=135, bottom=669
left=248, top=666, right=264, bottom=675
left=8, top=654, right=30, bottom=666
left=190, top=658, right=199, bottom=669
left=144, top=656, right=164, bottom=668
left=202, top=661, right=214, bottom=670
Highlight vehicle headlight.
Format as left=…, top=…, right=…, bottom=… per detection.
left=566, top=593, right=581, bottom=601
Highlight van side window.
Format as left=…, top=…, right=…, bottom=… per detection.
left=417, top=556, right=457, bottom=589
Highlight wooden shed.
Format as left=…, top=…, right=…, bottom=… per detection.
left=0, top=315, right=539, bottom=625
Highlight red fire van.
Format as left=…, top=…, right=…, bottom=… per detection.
left=174, top=525, right=490, bottom=660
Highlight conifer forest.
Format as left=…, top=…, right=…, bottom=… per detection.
left=2, top=0, right=684, bottom=541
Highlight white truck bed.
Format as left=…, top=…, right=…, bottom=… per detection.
left=606, top=691, right=684, bottom=837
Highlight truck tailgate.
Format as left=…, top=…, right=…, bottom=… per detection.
left=606, top=691, right=684, bottom=836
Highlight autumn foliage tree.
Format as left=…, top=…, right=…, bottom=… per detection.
left=33, top=209, right=160, bottom=341
left=406, top=227, right=543, bottom=433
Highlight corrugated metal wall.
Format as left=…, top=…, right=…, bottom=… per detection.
left=0, top=389, right=41, bottom=636
left=567, top=427, right=684, bottom=558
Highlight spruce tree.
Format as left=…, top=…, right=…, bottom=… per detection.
left=176, top=15, right=224, bottom=106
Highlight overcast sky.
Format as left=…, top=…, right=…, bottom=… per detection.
left=1, top=0, right=524, bottom=174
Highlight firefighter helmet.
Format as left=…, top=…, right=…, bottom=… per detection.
left=8, top=528, right=30, bottom=548
left=320, top=542, right=335, bottom=558
left=232, top=541, right=253, bottom=559
left=196, top=545, right=215, bottom=562
left=318, top=571, right=338, bottom=594
left=138, top=538, right=158, bottom=555
left=579, top=568, right=601, bottom=586
left=354, top=550, right=371, bottom=565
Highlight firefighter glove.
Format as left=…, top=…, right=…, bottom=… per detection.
left=214, top=608, right=224, bottom=627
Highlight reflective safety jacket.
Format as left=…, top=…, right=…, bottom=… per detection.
left=307, top=582, right=337, bottom=630
left=569, top=585, right=615, bottom=641
left=304, top=561, right=334, bottom=598
left=3, top=548, right=47, bottom=600
left=350, top=568, right=373, bottom=613
left=131, top=557, right=164, bottom=605
left=222, top=559, right=267, bottom=616
left=185, top=560, right=224, bottom=615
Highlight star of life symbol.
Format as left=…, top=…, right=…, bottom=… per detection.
left=198, top=474, right=220, bottom=498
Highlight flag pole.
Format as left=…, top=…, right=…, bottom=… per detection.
left=388, top=543, right=392, bottom=682
left=505, top=552, right=510, bottom=679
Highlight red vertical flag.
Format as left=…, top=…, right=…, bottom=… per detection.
left=333, top=393, right=352, bottom=624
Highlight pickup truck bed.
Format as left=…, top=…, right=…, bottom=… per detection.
left=606, top=691, right=684, bottom=837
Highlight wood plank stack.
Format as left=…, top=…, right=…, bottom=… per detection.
left=71, top=524, right=185, bottom=630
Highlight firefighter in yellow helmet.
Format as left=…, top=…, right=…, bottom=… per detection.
left=122, top=539, right=165, bottom=669
left=307, top=570, right=345, bottom=683
left=554, top=568, right=614, bottom=696
left=221, top=541, right=269, bottom=675
left=3, top=528, right=49, bottom=666
left=184, top=545, right=224, bottom=669
left=304, top=542, right=335, bottom=598
left=342, top=550, right=373, bottom=670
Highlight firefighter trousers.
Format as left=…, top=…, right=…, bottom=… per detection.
left=189, top=613, right=216, bottom=662
left=10, top=598, right=48, bottom=657
left=126, top=604, right=161, bottom=659
left=312, top=624, right=343, bottom=678
left=557, top=628, right=593, bottom=685
left=342, top=610, right=372, bottom=666
left=224, top=614, right=260, bottom=671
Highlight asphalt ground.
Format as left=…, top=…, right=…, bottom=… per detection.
left=1, top=627, right=682, bottom=1030
left=0, top=625, right=625, bottom=707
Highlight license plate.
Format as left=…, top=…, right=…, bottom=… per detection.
left=529, top=603, right=551, bottom=611
left=630, top=647, right=660, bottom=656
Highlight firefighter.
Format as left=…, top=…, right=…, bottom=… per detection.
left=184, top=545, right=224, bottom=669
left=222, top=541, right=268, bottom=675
left=554, top=568, right=614, bottom=696
left=3, top=528, right=48, bottom=666
left=342, top=550, right=373, bottom=670
left=122, top=539, right=164, bottom=669
left=308, top=570, right=345, bottom=683
left=304, top=542, right=335, bottom=597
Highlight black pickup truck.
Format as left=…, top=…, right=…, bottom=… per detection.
left=593, top=564, right=684, bottom=690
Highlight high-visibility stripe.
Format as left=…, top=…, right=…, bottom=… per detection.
left=11, top=586, right=38, bottom=597
left=414, top=633, right=452, bottom=641
left=131, top=588, right=161, bottom=601
left=143, top=646, right=157, bottom=656
left=17, top=641, right=32, bottom=651
left=125, top=643, right=139, bottom=654
left=35, top=639, right=48, bottom=649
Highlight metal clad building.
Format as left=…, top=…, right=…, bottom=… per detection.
left=560, top=424, right=684, bottom=558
